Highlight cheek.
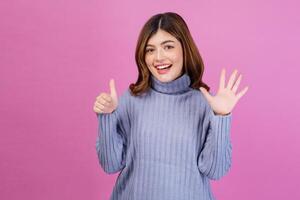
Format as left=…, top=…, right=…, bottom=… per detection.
left=145, top=55, right=152, bottom=66
left=171, top=50, right=183, bottom=63
left=167, top=46, right=181, bottom=59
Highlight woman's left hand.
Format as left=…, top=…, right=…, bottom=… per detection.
left=199, top=68, right=249, bottom=116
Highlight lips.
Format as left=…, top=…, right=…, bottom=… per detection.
left=154, top=64, right=172, bottom=74
left=154, top=64, right=172, bottom=70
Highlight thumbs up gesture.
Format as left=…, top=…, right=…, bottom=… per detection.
left=199, top=69, right=249, bottom=116
left=93, top=79, right=118, bottom=114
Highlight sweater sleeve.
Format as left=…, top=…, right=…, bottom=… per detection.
left=197, top=98, right=233, bottom=180
left=96, top=90, right=130, bottom=174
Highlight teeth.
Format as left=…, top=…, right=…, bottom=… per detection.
left=156, top=65, right=171, bottom=69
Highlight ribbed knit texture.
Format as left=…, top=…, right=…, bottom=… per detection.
left=96, top=73, right=232, bottom=200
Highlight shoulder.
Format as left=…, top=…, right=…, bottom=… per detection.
left=118, top=88, right=140, bottom=106
left=184, top=89, right=216, bottom=125
left=189, top=88, right=212, bottom=112
left=119, top=88, right=134, bottom=99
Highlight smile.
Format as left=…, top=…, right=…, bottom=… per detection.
left=154, top=64, right=172, bottom=74
left=155, top=64, right=172, bottom=69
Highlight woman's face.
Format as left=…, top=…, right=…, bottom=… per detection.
left=145, top=29, right=184, bottom=83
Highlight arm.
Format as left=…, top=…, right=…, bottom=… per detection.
left=197, top=68, right=247, bottom=180
left=197, top=104, right=232, bottom=180
left=96, top=90, right=130, bottom=174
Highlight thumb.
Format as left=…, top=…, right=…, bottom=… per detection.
left=199, top=87, right=213, bottom=102
left=109, top=79, right=118, bottom=101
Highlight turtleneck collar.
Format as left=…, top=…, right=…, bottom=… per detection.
left=150, top=73, right=191, bottom=94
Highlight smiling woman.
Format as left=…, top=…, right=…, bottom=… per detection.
left=94, top=12, right=248, bottom=200
left=130, top=12, right=210, bottom=96
left=145, top=30, right=184, bottom=82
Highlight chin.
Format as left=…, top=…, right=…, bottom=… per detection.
left=155, top=74, right=177, bottom=83
left=150, top=66, right=182, bottom=82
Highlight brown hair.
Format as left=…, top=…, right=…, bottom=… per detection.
left=129, top=12, right=210, bottom=96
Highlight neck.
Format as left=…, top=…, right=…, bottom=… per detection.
left=150, top=73, right=191, bottom=94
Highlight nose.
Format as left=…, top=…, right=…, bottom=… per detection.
left=155, top=48, right=165, bottom=61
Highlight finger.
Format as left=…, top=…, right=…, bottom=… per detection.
left=97, top=98, right=111, bottom=106
left=93, top=105, right=104, bottom=113
left=199, top=87, right=213, bottom=102
left=96, top=102, right=114, bottom=113
left=95, top=103, right=105, bottom=110
left=94, top=107, right=102, bottom=113
left=232, top=74, right=242, bottom=93
left=97, top=104, right=111, bottom=113
left=226, top=69, right=238, bottom=90
left=95, top=101, right=105, bottom=108
left=236, top=86, right=249, bottom=99
left=103, top=95, right=112, bottom=102
left=97, top=93, right=112, bottom=102
left=219, top=68, right=226, bottom=90
left=110, top=79, right=118, bottom=100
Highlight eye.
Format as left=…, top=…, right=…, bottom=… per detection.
left=145, top=48, right=154, bottom=53
left=165, top=45, right=174, bottom=50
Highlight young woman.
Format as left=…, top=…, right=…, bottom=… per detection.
left=93, top=12, right=248, bottom=200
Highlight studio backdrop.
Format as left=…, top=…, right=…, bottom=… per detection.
left=1, top=0, right=299, bottom=199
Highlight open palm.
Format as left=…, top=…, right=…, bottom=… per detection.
left=199, top=69, right=249, bottom=116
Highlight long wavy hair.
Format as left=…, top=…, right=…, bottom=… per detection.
left=129, top=12, right=210, bottom=96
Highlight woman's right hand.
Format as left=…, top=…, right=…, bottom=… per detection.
left=93, top=79, right=118, bottom=114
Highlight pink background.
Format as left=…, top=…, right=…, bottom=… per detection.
left=1, top=0, right=299, bottom=199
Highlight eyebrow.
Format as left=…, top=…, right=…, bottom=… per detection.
left=146, top=40, right=175, bottom=47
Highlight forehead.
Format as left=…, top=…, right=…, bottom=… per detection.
left=147, top=29, right=178, bottom=45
